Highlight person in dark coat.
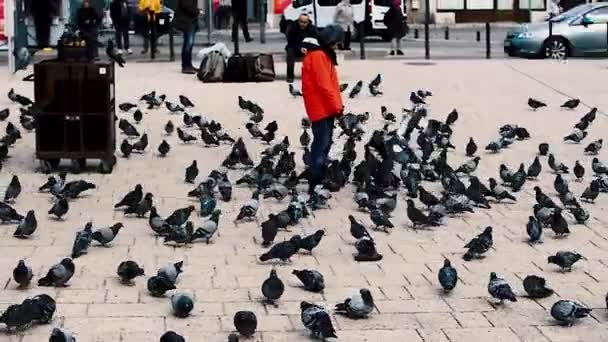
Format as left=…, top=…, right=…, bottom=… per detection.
left=110, top=0, right=132, bottom=54
left=78, top=0, right=102, bottom=59
left=383, top=0, right=406, bottom=55
left=31, top=0, right=58, bottom=48
left=231, top=0, right=252, bottom=42
left=173, top=0, right=200, bottom=74
left=285, top=13, right=317, bottom=83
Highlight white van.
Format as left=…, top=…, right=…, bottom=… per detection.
left=279, top=0, right=407, bottom=41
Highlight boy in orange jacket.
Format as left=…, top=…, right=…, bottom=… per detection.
left=301, top=25, right=345, bottom=194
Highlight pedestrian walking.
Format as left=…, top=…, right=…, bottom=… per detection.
left=32, top=0, right=59, bottom=48
left=216, top=0, right=231, bottom=29
left=383, top=0, right=406, bottom=55
left=174, top=0, right=200, bottom=74
left=78, top=0, right=102, bottom=59
left=231, top=0, right=252, bottom=42
left=301, top=25, right=344, bottom=194
left=334, top=0, right=354, bottom=50
left=285, top=14, right=317, bottom=83
left=110, top=0, right=132, bottom=54
left=138, top=0, right=162, bottom=54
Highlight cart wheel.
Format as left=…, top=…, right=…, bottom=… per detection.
left=40, top=158, right=60, bottom=173
left=71, top=159, right=86, bottom=174
left=99, top=158, right=114, bottom=174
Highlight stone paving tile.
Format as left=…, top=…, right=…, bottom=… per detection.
left=1, top=59, right=608, bottom=340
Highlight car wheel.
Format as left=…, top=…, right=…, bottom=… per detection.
left=544, top=37, right=569, bottom=60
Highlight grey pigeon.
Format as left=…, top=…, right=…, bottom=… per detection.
left=334, top=288, right=374, bottom=319
left=12, top=259, right=33, bottom=288
left=115, top=184, right=143, bottom=209
left=292, top=269, right=325, bottom=292
left=72, top=222, right=94, bottom=258
left=157, top=261, right=184, bottom=285
left=4, top=175, right=21, bottom=202
left=190, top=210, right=221, bottom=243
left=158, top=140, right=171, bottom=156
left=49, top=327, right=76, bottom=342
left=523, top=275, right=554, bottom=298
left=548, top=154, right=569, bottom=173
left=581, top=180, right=600, bottom=202
left=160, top=331, right=185, bottom=342
left=171, top=292, right=194, bottom=318
left=234, top=310, right=257, bottom=337
left=13, top=210, right=37, bottom=238
left=573, top=160, right=585, bottom=181
left=185, top=160, right=198, bottom=183
left=551, top=300, right=591, bottom=326
left=235, top=191, right=260, bottom=222
left=261, top=269, right=284, bottom=305
left=92, top=223, right=123, bottom=246
left=488, top=272, right=517, bottom=304
left=438, top=259, right=458, bottom=292
left=463, top=226, right=493, bottom=261
left=117, top=260, right=145, bottom=283
left=526, top=216, right=542, bottom=243
left=349, top=215, right=371, bottom=240
left=164, top=120, right=174, bottom=135
left=38, top=258, right=75, bottom=287
left=548, top=251, right=585, bottom=272
left=48, top=197, right=69, bottom=220
left=124, top=192, right=154, bottom=217
left=259, top=240, right=299, bottom=263
left=300, top=301, right=337, bottom=339
left=147, top=275, right=176, bottom=297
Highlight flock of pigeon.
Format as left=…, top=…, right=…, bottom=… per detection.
left=0, top=73, right=607, bottom=341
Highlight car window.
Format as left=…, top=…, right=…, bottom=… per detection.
left=351, top=0, right=363, bottom=4
left=551, top=3, right=593, bottom=22
left=374, top=0, right=396, bottom=6
left=293, top=0, right=313, bottom=8
left=585, top=6, right=608, bottom=24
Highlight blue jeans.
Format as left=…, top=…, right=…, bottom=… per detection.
left=181, top=25, right=196, bottom=68
left=310, top=116, right=335, bottom=191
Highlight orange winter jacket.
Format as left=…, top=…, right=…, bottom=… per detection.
left=302, top=49, right=343, bottom=123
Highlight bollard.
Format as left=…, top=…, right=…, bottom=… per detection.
left=233, top=15, right=240, bottom=55
left=424, top=0, right=430, bottom=59
left=169, top=27, right=175, bottom=61
left=444, top=26, right=449, bottom=40
left=207, top=0, right=214, bottom=46
left=485, top=22, right=491, bottom=59
left=359, top=21, right=366, bottom=59
left=414, top=28, right=419, bottom=39
left=260, top=0, right=266, bottom=44
left=476, top=30, right=480, bottom=42
left=606, top=22, right=608, bottom=54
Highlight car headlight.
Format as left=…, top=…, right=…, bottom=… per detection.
left=517, top=32, right=534, bottom=39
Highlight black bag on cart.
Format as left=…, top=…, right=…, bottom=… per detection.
left=224, top=54, right=249, bottom=82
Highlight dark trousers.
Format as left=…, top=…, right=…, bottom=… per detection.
left=232, top=13, right=251, bottom=41
left=114, top=27, right=130, bottom=50
left=34, top=15, right=52, bottom=48
left=81, top=29, right=99, bottom=59
left=142, top=19, right=157, bottom=52
left=310, top=116, right=335, bottom=192
left=181, top=26, right=196, bottom=68
left=286, top=47, right=303, bottom=80
left=339, top=27, right=351, bottom=50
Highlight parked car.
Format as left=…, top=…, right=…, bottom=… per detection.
left=504, top=3, right=608, bottom=59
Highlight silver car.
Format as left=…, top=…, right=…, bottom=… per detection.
left=504, top=3, right=608, bottom=58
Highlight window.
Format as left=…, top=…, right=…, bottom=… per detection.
left=437, top=0, right=464, bottom=10
left=518, top=0, right=545, bottom=9
left=318, top=0, right=340, bottom=6
left=293, top=0, right=313, bottom=8
left=585, top=6, right=608, bottom=24
left=467, top=0, right=493, bottom=9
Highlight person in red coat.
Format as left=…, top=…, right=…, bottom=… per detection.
left=301, top=25, right=344, bottom=194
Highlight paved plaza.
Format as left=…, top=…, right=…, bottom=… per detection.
left=1, top=58, right=608, bottom=341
